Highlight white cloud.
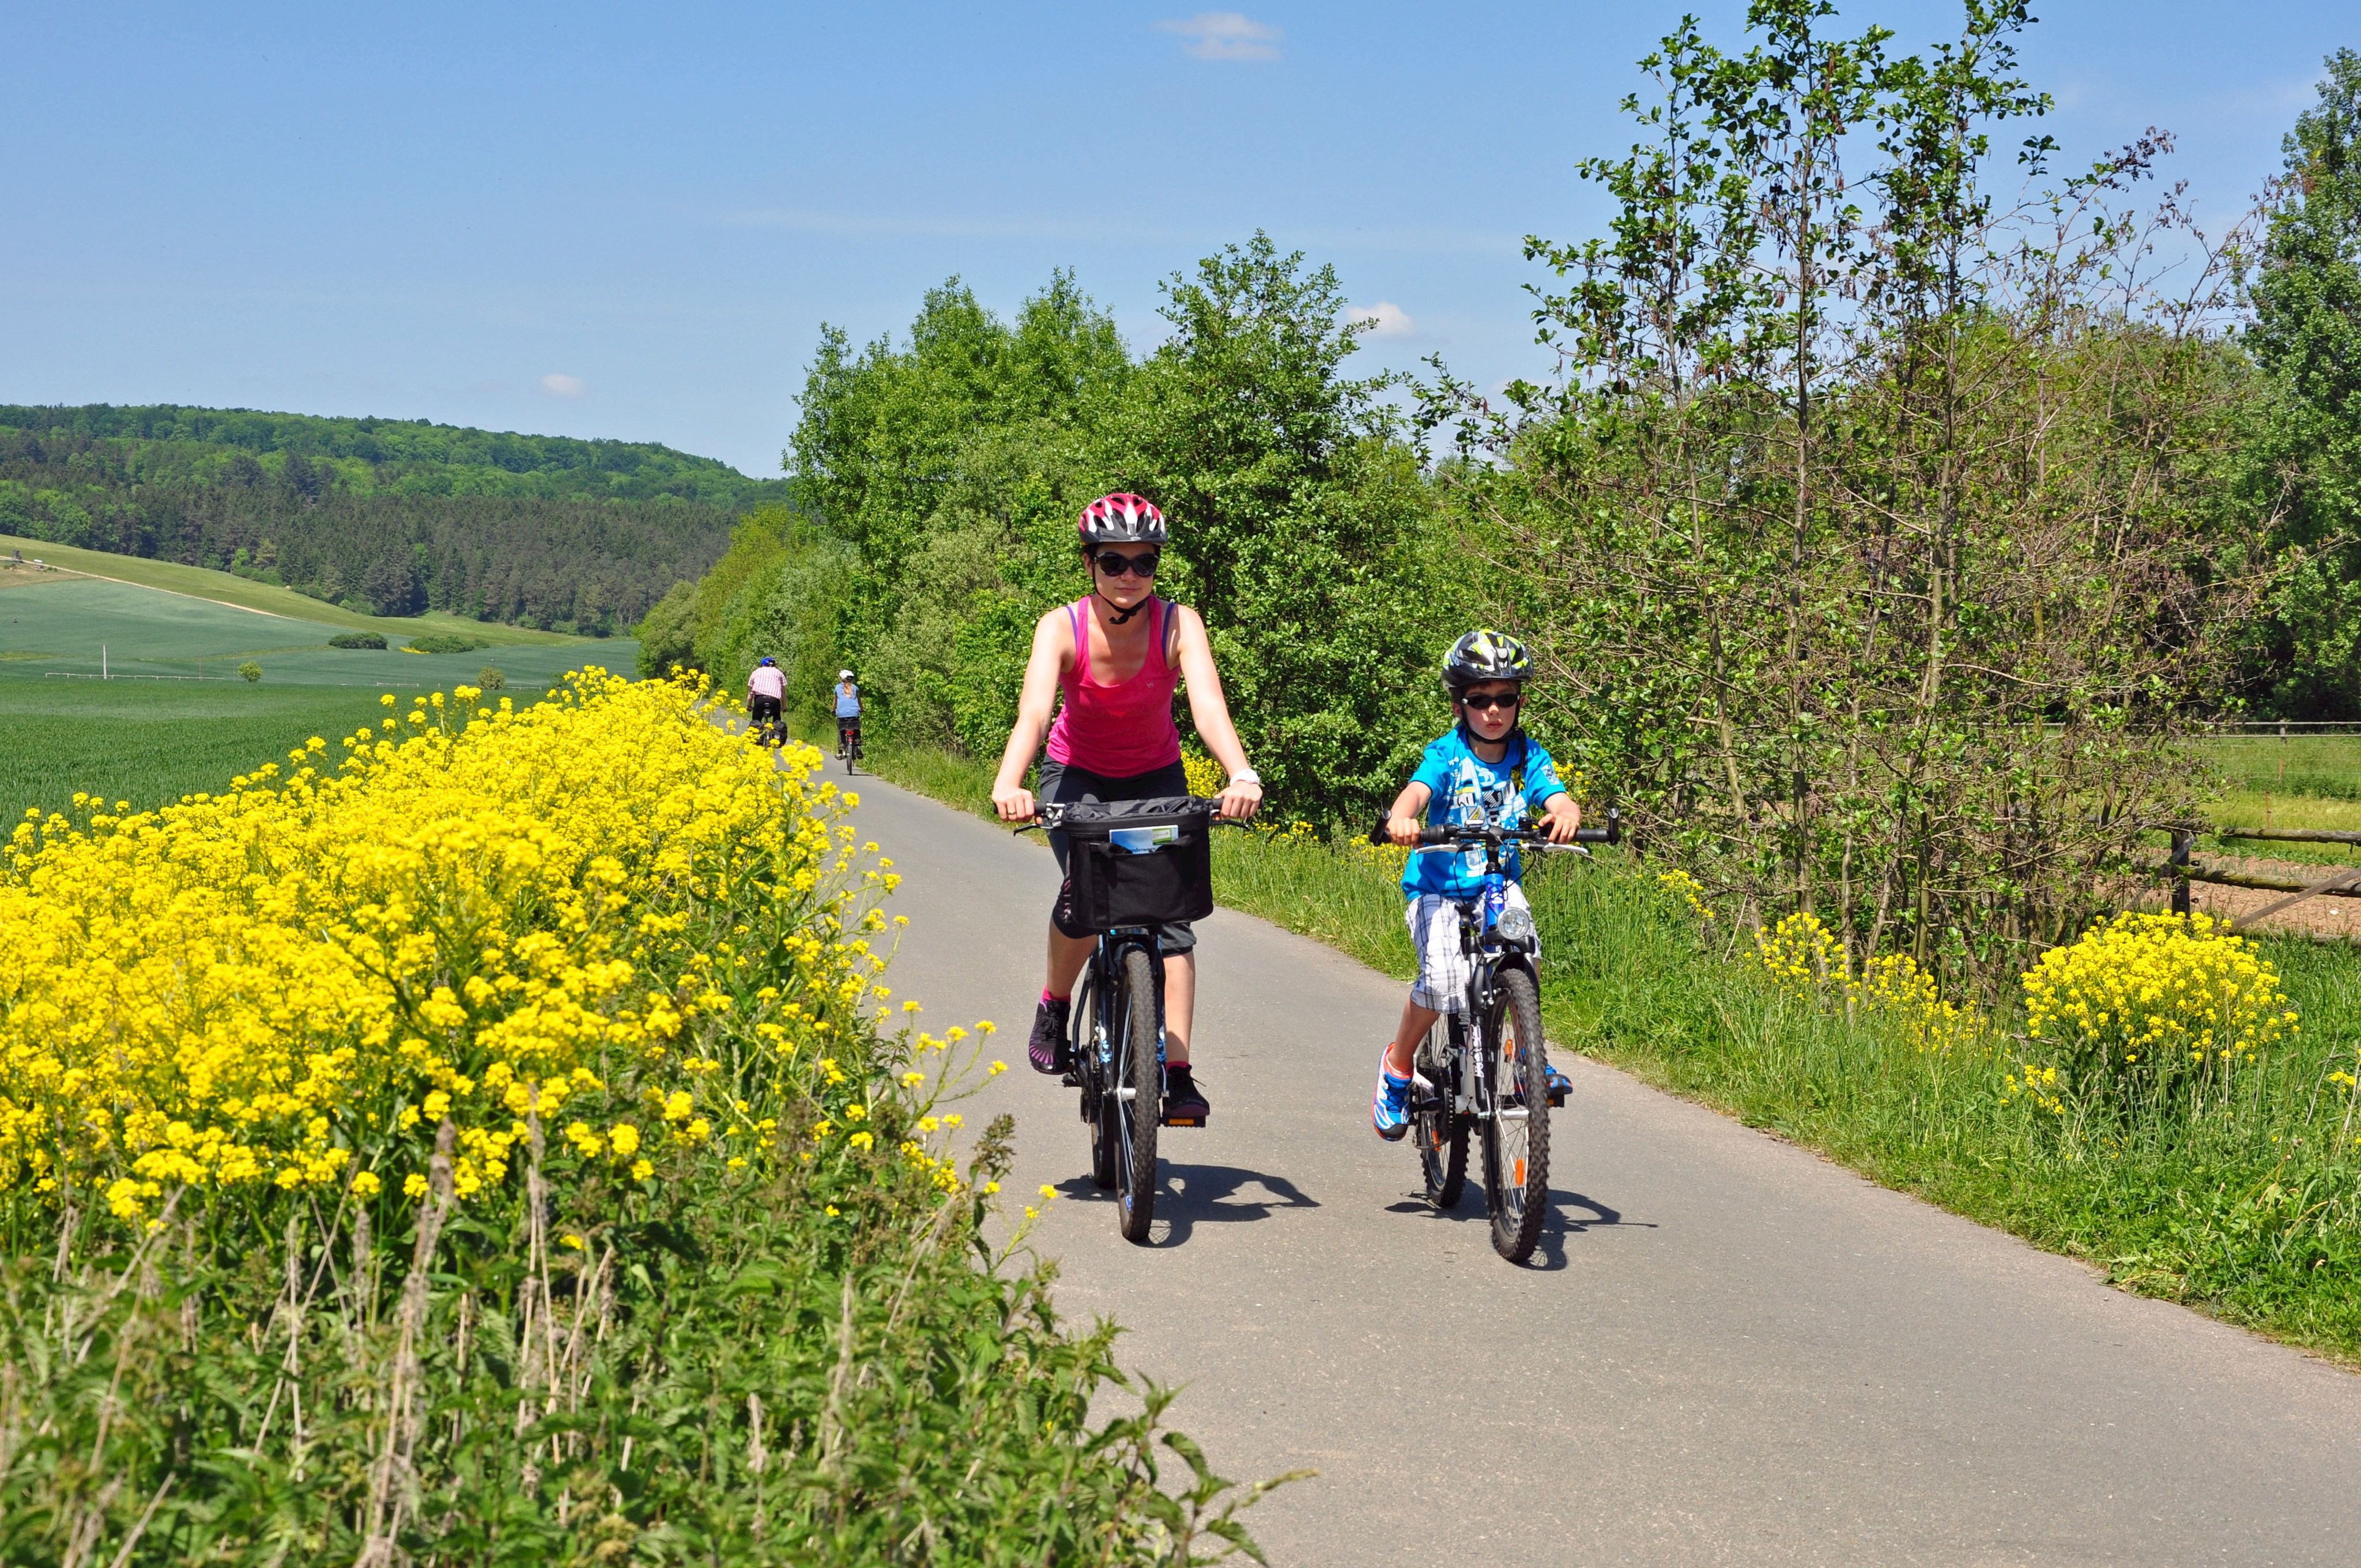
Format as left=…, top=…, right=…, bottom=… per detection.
left=1155, top=12, right=1281, bottom=62
left=540, top=372, right=586, bottom=398
left=1347, top=301, right=1415, bottom=339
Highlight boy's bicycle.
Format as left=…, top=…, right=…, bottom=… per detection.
left=1372, top=809, right=1618, bottom=1262
left=1022, top=797, right=1223, bottom=1245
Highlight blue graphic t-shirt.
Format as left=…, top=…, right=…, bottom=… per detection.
left=1398, top=728, right=1568, bottom=899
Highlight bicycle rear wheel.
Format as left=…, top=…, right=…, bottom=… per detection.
left=1483, top=967, right=1551, bottom=1262
left=1114, top=945, right=1161, bottom=1245
left=1080, top=973, right=1117, bottom=1189
left=1412, top=1017, right=1467, bottom=1210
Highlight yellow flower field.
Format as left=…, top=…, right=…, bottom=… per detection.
left=0, top=669, right=897, bottom=1228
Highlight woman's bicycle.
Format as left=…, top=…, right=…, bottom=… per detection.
left=1372, top=809, right=1618, bottom=1262
left=1021, top=797, right=1222, bottom=1245
left=838, top=717, right=863, bottom=773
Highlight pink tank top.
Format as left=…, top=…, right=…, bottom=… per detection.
left=1045, top=597, right=1183, bottom=777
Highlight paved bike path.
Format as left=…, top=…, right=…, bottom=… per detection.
left=851, top=771, right=2361, bottom=1566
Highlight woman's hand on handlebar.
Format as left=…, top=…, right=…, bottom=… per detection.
left=1385, top=813, right=1425, bottom=847
left=992, top=784, right=1038, bottom=824
left=1217, top=777, right=1264, bottom=822
left=1540, top=796, right=1583, bottom=845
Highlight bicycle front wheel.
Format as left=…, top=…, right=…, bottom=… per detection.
left=1483, top=967, right=1551, bottom=1262
left=1114, top=945, right=1161, bottom=1245
left=1413, top=1017, right=1467, bottom=1210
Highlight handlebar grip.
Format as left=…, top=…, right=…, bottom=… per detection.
left=1571, top=806, right=1622, bottom=845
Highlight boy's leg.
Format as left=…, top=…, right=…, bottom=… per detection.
left=1386, top=997, right=1440, bottom=1080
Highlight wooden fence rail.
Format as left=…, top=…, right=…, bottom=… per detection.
left=2167, top=826, right=2361, bottom=921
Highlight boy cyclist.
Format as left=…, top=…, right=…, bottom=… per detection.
left=1373, top=630, right=1580, bottom=1140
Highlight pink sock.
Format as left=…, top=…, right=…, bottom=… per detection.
left=1042, top=986, right=1069, bottom=1006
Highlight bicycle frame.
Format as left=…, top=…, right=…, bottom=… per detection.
left=1072, top=926, right=1164, bottom=1120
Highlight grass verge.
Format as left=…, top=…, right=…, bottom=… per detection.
left=866, top=741, right=2361, bottom=1365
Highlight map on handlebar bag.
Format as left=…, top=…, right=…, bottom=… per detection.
left=1109, top=825, right=1181, bottom=854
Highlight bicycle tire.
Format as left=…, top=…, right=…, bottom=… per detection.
left=1484, top=967, right=1551, bottom=1262
left=1114, top=945, right=1160, bottom=1244
left=1412, top=1017, right=1468, bottom=1210
left=1080, top=973, right=1117, bottom=1188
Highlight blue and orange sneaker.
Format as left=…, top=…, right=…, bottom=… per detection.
left=1372, top=1050, right=1413, bottom=1141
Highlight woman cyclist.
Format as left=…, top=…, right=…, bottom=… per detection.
left=991, top=493, right=1262, bottom=1124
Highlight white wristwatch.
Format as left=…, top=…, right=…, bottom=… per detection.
left=1229, top=768, right=1262, bottom=786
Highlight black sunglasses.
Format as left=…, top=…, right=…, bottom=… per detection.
left=1092, top=549, right=1160, bottom=579
left=1459, top=690, right=1523, bottom=711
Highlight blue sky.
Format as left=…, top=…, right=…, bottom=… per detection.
left=3, top=2, right=2349, bottom=475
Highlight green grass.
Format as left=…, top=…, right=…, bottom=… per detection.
left=0, top=533, right=584, bottom=644
left=2199, top=734, right=2361, bottom=803
left=865, top=740, right=2361, bottom=1364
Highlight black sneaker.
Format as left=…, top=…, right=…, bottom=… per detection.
left=1163, top=1064, right=1210, bottom=1126
left=1027, top=997, right=1072, bottom=1075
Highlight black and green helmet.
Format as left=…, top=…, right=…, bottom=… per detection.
left=1442, top=628, right=1533, bottom=691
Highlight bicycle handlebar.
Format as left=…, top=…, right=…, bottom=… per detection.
left=1013, top=800, right=1244, bottom=834
left=1363, top=805, right=1620, bottom=849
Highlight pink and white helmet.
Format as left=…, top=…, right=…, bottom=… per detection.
left=1077, top=492, right=1167, bottom=548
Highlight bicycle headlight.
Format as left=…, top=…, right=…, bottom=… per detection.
left=1495, top=902, right=1537, bottom=945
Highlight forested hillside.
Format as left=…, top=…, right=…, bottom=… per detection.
left=0, top=404, right=788, bottom=631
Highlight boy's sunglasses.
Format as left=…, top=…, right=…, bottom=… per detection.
left=1459, top=690, right=1523, bottom=711
left=1093, top=550, right=1160, bottom=579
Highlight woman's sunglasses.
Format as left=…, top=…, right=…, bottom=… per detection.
left=1092, top=550, right=1160, bottom=579
left=1459, top=690, right=1523, bottom=711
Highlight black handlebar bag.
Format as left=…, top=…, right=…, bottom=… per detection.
left=1058, top=797, right=1217, bottom=933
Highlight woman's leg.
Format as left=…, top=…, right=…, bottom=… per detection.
left=1161, top=951, right=1195, bottom=1066
left=1047, top=925, right=1093, bottom=998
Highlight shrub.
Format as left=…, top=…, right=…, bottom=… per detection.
left=329, top=630, right=388, bottom=649
left=2023, top=911, right=2298, bottom=1114
left=407, top=632, right=491, bottom=654
left=236, top=659, right=261, bottom=682
left=477, top=664, right=505, bottom=690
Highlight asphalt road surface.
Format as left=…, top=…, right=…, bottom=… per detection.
left=848, top=768, right=2361, bottom=1566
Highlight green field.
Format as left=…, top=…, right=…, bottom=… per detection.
left=1, top=576, right=630, bottom=689
left=0, top=560, right=635, bottom=817
left=0, top=533, right=584, bottom=645
left=1, top=680, right=406, bottom=816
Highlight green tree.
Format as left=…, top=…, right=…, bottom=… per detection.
left=2246, top=48, right=2361, bottom=717
left=1111, top=234, right=1451, bottom=815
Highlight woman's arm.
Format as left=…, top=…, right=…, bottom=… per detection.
left=991, top=609, right=1073, bottom=821
left=1170, top=604, right=1262, bottom=820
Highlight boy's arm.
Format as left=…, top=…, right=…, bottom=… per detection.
left=1385, top=781, right=1432, bottom=846
left=1530, top=756, right=1582, bottom=843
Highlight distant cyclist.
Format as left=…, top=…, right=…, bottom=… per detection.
left=990, top=492, right=1262, bottom=1125
left=833, top=669, right=862, bottom=758
left=746, top=656, right=786, bottom=738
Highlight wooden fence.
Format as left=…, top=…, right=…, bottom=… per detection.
left=2167, top=826, right=2361, bottom=924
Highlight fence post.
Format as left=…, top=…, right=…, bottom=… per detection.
left=2170, top=830, right=2192, bottom=917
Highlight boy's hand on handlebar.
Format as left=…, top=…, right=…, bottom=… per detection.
left=1385, top=814, right=1424, bottom=847
left=1217, top=778, right=1263, bottom=821
left=1541, top=797, right=1583, bottom=845
left=993, top=785, right=1038, bottom=824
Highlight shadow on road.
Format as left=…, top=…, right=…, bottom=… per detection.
left=1054, top=1163, right=1319, bottom=1246
left=1380, top=1185, right=1655, bottom=1271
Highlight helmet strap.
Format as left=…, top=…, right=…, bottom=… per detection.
left=1092, top=578, right=1149, bottom=624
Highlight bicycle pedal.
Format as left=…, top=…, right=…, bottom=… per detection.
left=1059, top=1070, right=1080, bottom=1088
left=1161, top=1111, right=1208, bottom=1128
left=1547, top=1083, right=1568, bottom=1108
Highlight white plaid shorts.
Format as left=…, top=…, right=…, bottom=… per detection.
left=1406, top=884, right=1536, bottom=1013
